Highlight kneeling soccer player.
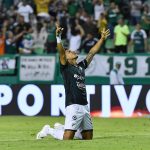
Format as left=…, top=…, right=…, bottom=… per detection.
left=36, top=23, right=110, bottom=140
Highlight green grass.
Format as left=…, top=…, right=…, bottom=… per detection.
left=0, top=116, right=150, bottom=150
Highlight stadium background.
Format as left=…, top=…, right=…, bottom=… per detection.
left=0, top=0, right=150, bottom=118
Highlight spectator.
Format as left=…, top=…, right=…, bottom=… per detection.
left=0, top=6, right=7, bottom=28
left=46, top=18, right=57, bottom=53
left=13, top=15, right=32, bottom=36
left=130, top=23, right=147, bottom=53
left=143, top=0, right=150, bottom=9
left=1, top=0, right=149, bottom=56
left=114, top=0, right=122, bottom=7
left=19, top=33, right=33, bottom=54
left=0, top=30, right=5, bottom=55
left=6, top=6, right=16, bottom=19
left=107, top=1, right=120, bottom=27
left=5, top=30, right=25, bottom=54
left=32, top=22, right=48, bottom=54
left=109, top=62, right=124, bottom=85
left=34, top=0, right=51, bottom=17
left=114, top=17, right=130, bottom=53
left=2, top=0, right=14, bottom=9
left=82, top=15, right=98, bottom=37
left=83, top=0, right=94, bottom=15
left=67, top=0, right=80, bottom=18
left=13, top=15, right=32, bottom=51
left=141, top=4, right=150, bottom=36
left=48, top=0, right=57, bottom=18
left=118, top=0, right=130, bottom=20
left=130, top=0, right=142, bottom=25
left=0, top=21, right=7, bottom=55
left=78, top=9, right=89, bottom=23
left=68, top=19, right=85, bottom=52
left=13, top=0, right=21, bottom=6
left=0, top=18, right=12, bottom=34
left=55, top=0, right=67, bottom=19
left=81, top=33, right=98, bottom=53
left=17, top=0, right=34, bottom=23
left=93, top=0, right=105, bottom=21
left=107, top=1, right=120, bottom=38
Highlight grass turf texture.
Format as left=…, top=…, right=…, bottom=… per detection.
left=0, top=117, right=150, bottom=150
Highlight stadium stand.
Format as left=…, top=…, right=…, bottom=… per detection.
left=0, top=0, right=150, bottom=84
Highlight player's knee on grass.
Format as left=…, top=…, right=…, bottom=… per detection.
left=63, top=130, right=75, bottom=140
left=81, top=130, right=93, bottom=140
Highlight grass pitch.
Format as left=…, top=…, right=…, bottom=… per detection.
left=0, top=116, right=150, bottom=150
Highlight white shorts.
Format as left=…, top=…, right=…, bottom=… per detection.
left=64, top=104, right=93, bottom=132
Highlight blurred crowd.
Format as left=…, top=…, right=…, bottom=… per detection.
left=0, top=0, right=150, bottom=55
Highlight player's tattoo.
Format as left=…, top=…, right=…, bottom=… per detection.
left=86, top=52, right=95, bottom=65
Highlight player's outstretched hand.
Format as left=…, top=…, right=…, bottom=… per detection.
left=55, top=23, right=64, bottom=37
left=101, top=28, right=110, bottom=40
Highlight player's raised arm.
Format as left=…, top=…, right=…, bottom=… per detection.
left=86, top=29, right=110, bottom=66
left=56, top=23, right=67, bottom=65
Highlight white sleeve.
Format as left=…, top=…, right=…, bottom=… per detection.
left=118, top=73, right=124, bottom=84
left=131, top=30, right=135, bottom=40
left=141, top=29, right=147, bottom=39
left=28, top=5, right=33, bottom=14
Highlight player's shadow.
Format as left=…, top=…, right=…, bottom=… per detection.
left=94, top=136, right=113, bottom=140
left=94, top=136, right=125, bottom=140
left=74, top=136, right=118, bottom=140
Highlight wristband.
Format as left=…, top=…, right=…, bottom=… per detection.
left=56, top=36, right=62, bottom=43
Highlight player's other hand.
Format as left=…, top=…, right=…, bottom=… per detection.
left=101, top=28, right=110, bottom=40
left=56, top=23, right=64, bottom=37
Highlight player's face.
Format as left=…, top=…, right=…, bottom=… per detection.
left=65, top=50, right=78, bottom=60
left=136, top=24, right=141, bottom=31
left=118, top=18, right=123, bottom=25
